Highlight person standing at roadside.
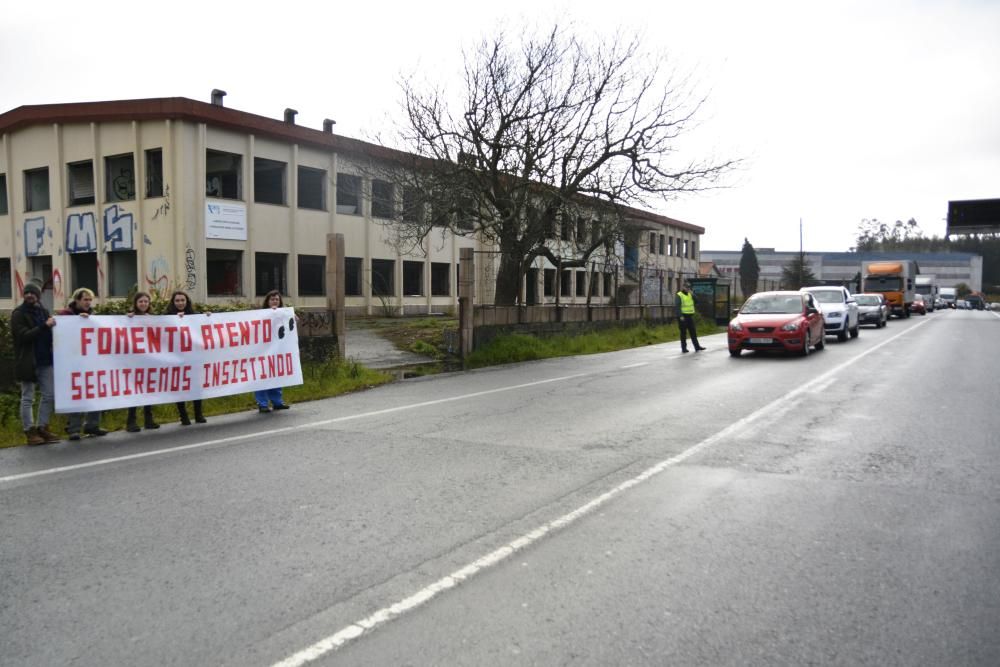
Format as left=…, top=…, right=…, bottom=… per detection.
left=675, top=283, right=706, bottom=354
left=11, top=280, right=61, bottom=446
left=253, top=290, right=295, bottom=413
left=59, top=287, right=108, bottom=440
left=124, top=291, right=161, bottom=432
left=165, top=290, right=207, bottom=426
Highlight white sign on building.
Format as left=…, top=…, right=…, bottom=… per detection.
left=205, top=201, right=248, bottom=240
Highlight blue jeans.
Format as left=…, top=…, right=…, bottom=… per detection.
left=20, top=365, right=55, bottom=429
left=254, top=387, right=284, bottom=408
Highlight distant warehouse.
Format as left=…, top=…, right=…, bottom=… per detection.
left=702, top=249, right=982, bottom=299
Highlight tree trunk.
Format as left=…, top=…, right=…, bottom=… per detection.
left=494, top=253, right=523, bottom=305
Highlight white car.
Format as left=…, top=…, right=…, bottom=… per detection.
left=801, top=286, right=859, bottom=341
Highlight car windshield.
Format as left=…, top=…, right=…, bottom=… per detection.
left=854, top=295, right=880, bottom=306
left=865, top=276, right=902, bottom=291
left=742, top=296, right=802, bottom=314
left=810, top=290, right=843, bottom=304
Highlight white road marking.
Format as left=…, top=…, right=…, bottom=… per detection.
left=271, top=318, right=932, bottom=666
left=620, top=362, right=649, bottom=369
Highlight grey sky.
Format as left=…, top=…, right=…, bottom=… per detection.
left=3, top=0, right=997, bottom=252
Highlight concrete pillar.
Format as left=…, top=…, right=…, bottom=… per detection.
left=327, top=233, right=346, bottom=360
left=459, top=247, right=474, bottom=360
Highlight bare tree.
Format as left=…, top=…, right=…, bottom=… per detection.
left=376, top=25, right=738, bottom=305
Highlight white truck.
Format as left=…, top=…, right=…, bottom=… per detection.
left=915, top=274, right=938, bottom=311
left=939, top=286, right=957, bottom=309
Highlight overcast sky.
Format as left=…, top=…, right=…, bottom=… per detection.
left=3, top=0, right=998, bottom=252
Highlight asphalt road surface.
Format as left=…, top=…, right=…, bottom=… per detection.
left=3, top=308, right=999, bottom=666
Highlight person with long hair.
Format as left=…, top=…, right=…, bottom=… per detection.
left=124, top=291, right=161, bottom=432
left=254, top=289, right=293, bottom=413
left=59, top=287, right=108, bottom=440
left=165, top=290, right=207, bottom=425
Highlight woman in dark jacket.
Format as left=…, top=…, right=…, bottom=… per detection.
left=124, top=292, right=161, bottom=432
left=59, top=288, right=108, bottom=440
left=165, top=290, right=207, bottom=425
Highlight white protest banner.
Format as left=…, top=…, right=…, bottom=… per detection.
left=53, top=308, right=303, bottom=412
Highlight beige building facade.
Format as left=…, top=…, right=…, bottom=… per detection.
left=0, top=96, right=704, bottom=314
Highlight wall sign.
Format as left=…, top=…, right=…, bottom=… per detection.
left=205, top=201, right=247, bottom=241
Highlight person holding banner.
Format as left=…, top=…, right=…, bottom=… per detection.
left=59, top=287, right=108, bottom=440
left=11, top=279, right=61, bottom=446
left=254, top=290, right=296, bottom=413
left=124, top=292, right=161, bottom=432
left=166, top=290, right=207, bottom=426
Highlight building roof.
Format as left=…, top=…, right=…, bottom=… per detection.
left=0, top=96, right=705, bottom=236
left=703, top=249, right=980, bottom=261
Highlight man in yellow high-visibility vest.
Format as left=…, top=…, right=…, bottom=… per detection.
left=675, top=284, right=705, bottom=353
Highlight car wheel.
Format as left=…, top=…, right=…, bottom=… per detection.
left=800, top=331, right=811, bottom=356
left=850, top=323, right=859, bottom=338
left=837, top=325, right=848, bottom=342
left=814, top=332, right=825, bottom=350
left=729, top=348, right=741, bottom=357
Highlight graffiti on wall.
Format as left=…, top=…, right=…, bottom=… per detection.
left=102, top=204, right=134, bottom=251
left=51, top=268, right=64, bottom=301
left=185, top=245, right=197, bottom=290
left=66, top=212, right=98, bottom=253
left=152, top=185, right=171, bottom=220
left=24, top=217, right=47, bottom=256
left=145, top=255, right=170, bottom=294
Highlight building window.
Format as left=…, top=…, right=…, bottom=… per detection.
left=0, top=174, right=7, bottom=215
left=255, top=252, right=287, bottom=296
left=24, top=167, right=50, bottom=212
left=371, top=179, right=395, bottom=219
left=298, top=166, right=326, bottom=211
left=105, top=154, right=135, bottom=203
left=543, top=268, right=555, bottom=297
left=403, top=260, right=423, bottom=295
left=336, top=173, right=361, bottom=214
left=649, top=232, right=657, bottom=255
left=107, top=250, right=137, bottom=297
left=604, top=272, right=613, bottom=298
left=345, top=257, right=363, bottom=296
left=207, top=249, right=243, bottom=296
left=667, top=237, right=674, bottom=256
left=402, top=187, right=423, bottom=224
left=590, top=271, right=600, bottom=297
left=659, top=235, right=665, bottom=255
left=0, top=258, right=11, bottom=298
left=71, top=253, right=99, bottom=296
left=577, top=217, right=588, bottom=245
left=371, top=259, right=394, bottom=297
left=576, top=271, right=587, bottom=297
left=206, top=150, right=242, bottom=200
left=254, top=158, right=286, bottom=205
left=68, top=160, right=94, bottom=206
left=145, top=149, right=164, bottom=198
left=683, top=239, right=689, bottom=258
left=691, top=240, right=697, bottom=258
left=561, top=219, right=573, bottom=242
left=560, top=269, right=572, bottom=297
left=431, top=262, right=450, bottom=296
left=298, top=254, right=325, bottom=296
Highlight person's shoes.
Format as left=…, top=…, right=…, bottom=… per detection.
left=180, top=417, right=191, bottom=426
left=259, top=406, right=272, bottom=414
left=25, top=428, right=46, bottom=446
left=85, top=427, right=109, bottom=437
left=681, top=348, right=689, bottom=354
left=695, top=346, right=707, bottom=351
left=144, top=422, right=160, bottom=430
left=194, top=415, right=207, bottom=424
left=38, top=426, right=61, bottom=443
left=271, top=403, right=290, bottom=410
left=68, top=433, right=81, bottom=441
left=126, top=422, right=141, bottom=433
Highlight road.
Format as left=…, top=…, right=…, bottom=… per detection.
left=3, top=309, right=999, bottom=666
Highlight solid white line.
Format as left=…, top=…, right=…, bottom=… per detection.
left=620, top=362, right=649, bottom=369
left=0, top=372, right=592, bottom=485
left=271, top=317, right=932, bottom=666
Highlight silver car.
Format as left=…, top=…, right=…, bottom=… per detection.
left=854, top=293, right=889, bottom=328
left=801, top=286, right=860, bottom=341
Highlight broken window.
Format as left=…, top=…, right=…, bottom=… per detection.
left=24, top=167, right=49, bottom=212
left=68, top=160, right=94, bottom=206
left=576, top=217, right=588, bottom=245
left=561, top=269, right=572, bottom=297
left=254, top=158, right=286, bottom=205
left=345, top=257, right=363, bottom=296
left=0, top=173, right=7, bottom=215
left=105, top=154, right=135, bottom=203
left=107, top=250, right=137, bottom=297
left=649, top=232, right=657, bottom=255
left=298, top=254, right=325, bottom=296
left=543, top=269, right=555, bottom=297
left=576, top=270, right=587, bottom=297
left=255, top=252, right=287, bottom=296
left=371, top=259, right=395, bottom=297
left=145, top=149, right=164, bottom=198
left=371, top=179, right=395, bottom=219
left=206, top=150, right=242, bottom=200
left=0, top=258, right=11, bottom=298
left=298, top=166, right=326, bottom=211
left=403, top=260, right=423, bottom=296
left=71, top=253, right=99, bottom=296
left=431, top=262, right=450, bottom=296
left=336, top=173, right=361, bottom=214
left=207, top=248, right=243, bottom=296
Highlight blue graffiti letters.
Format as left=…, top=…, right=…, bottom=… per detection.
left=103, top=204, right=134, bottom=250
left=66, top=212, right=98, bottom=253
left=24, top=217, right=47, bottom=257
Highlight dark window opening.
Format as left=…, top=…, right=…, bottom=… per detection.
left=254, top=158, right=286, bottom=205
left=0, top=258, right=12, bottom=298
left=145, top=149, right=164, bottom=198
left=0, top=173, right=7, bottom=215
left=604, top=272, right=613, bottom=297
left=561, top=219, right=572, bottom=241
left=649, top=232, right=657, bottom=255
left=576, top=271, right=587, bottom=297
left=24, top=167, right=50, bottom=212
left=68, top=160, right=94, bottom=206
left=108, top=250, right=137, bottom=297
left=659, top=234, right=665, bottom=255
left=543, top=269, right=555, bottom=297
left=345, top=257, right=363, bottom=296
left=298, top=166, right=326, bottom=210
left=207, top=248, right=243, bottom=296
left=683, top=239, right=689, bottom=258
left=402, top=186, right=423, bottom=224
left=371, top=259, right=395, bottom=297
left=206, top=150, right=242, bottom=200
left=105, top=154, right=135, bottom=203
left=525, top=268, right=538, bottom=305
left=431, top=262, right=450, bottom=296
left=336, top=173, right=361, bottom=214
left=561, top=269, right=572, bottom=297
left=255, top=252, right=287, bottom=296
left=403, top=260, right=423, bottom=295
left=576, top=218, right=588, bottom=245
left=298, top=254, right=326, bottom=296
left=372, top=180, right=395, bottom=219
left=71, top=253, right=99, bottom=297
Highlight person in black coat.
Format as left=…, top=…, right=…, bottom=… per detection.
left=165, top=290, right=207, bottom=425
left=10, top=280, right=60, bottom=445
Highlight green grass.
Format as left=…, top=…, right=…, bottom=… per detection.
left=0, top=358, right=392, bottom=448
left=466, top=319, right=722, bottom=369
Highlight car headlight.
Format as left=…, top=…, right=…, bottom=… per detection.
left=826, top=311, right=842, bottom=319
left=780, top=321, right=800, bottom=331
left=729, top=321, right=743, bottom=332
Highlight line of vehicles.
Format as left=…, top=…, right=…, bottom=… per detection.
left=727, top=259, right=981, bottom=357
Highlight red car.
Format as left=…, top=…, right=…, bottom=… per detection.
left=910, top=295, right=927, bottom=315
left=729, top=291, right=826, bottom=357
